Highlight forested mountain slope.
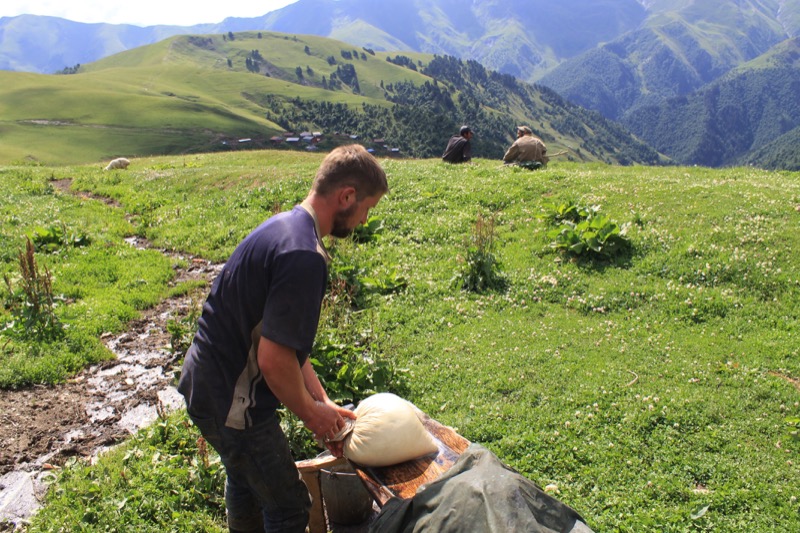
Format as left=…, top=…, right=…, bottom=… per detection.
left=541, top=0, right=798, bottom=121
left=622, top=38, right=800, bottom=168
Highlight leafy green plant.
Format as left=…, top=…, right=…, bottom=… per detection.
left=352, top=215, right=384, bottom=243
left=327, top=234, right=407, bottom=308
left=547, top=214, right=630, bottom=259
left=326, top=237, right=369, bottom=310
left=452, top=214, right=506, bottom=293
left=310, top=326, right=399, bottom=406
left=313, top=262, right=407, bottom=405
left=361, top=267, right=408, bottom=294
left=327, top=261, right=366, bottom=309
left=536, top=199, right=596, bottom=225
left=2, top=237, right=64, bottom=341
left=540, top=200, right=630, bottom=260
left=28, top=224, right=90, bottom=253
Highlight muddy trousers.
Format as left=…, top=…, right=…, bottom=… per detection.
left=188, top=410, right=311, bottom=533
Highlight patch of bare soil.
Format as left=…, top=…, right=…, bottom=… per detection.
left=2, top=252, right=221, bottom=470
left=1, top=179, right=222, bottom=527
left=0, top=253, right=220, bottom=476
left=0, top=381, right=106, bottom=476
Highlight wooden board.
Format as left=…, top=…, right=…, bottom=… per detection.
left=350, top=412, right=470, bottom=506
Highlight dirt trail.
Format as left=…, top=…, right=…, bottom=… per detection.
left=0, top=252, right=220, bottom=526
left=0, top=183, right=222, bottom=526
left=0, top=247, right=219, bottom=473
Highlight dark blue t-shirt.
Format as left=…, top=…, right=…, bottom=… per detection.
left=178, top=206, right=328, bottom=429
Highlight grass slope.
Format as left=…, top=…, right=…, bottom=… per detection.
left=0, top=30, right=658, bottom=166
left=2, top=151, right=798, bottom=531
left=0, top=32, right=405, bottom=165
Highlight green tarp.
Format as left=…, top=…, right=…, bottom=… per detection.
left=369, top=444, right=593, bottom=532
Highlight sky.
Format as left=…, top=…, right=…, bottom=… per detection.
left=0, top=0, right=300, bottom=27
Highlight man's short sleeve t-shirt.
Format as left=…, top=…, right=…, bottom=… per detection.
left=178, top=206, right=328, bottom=429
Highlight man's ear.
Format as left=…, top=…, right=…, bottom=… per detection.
left=338, top=186, right=357, bottom=208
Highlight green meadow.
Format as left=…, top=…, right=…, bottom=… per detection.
left=1, top=151, right=798, bottom=531
left=0, top=32, right=432, bottom=167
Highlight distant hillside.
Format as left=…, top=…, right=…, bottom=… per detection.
left=738, top=127, right=800, bottom=171
left=0, top=15, right=195, bottom=73
left=541, top=0, right=796, bottom=121
left=621, top=38, right=800, bottom=168
left=0, top=31, right=661, bottom=166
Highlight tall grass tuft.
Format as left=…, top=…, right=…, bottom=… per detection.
left=2, top=237, right=63, bottom=342
left=452, top=213, right=507, bottom=293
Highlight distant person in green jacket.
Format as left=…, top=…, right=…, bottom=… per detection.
left=442, top=125, right=474, bottom=164
left=503, top=125, right=549, bottom=169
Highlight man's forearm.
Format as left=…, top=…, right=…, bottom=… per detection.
left=301, top=359, right=328, bottom=403
left=258, top=337, right=316, bottom=421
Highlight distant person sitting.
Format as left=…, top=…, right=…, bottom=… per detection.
left=503, top=126, right=549, bottom=170
left=442, top=126, right=474, bottom=164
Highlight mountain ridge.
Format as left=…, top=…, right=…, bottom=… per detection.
left=1, top=1, right=651, bottom=77
left=541, top=0, right=796, bottom=121
left=0, top=31, right=661, bottom=166
left=621, top=37, right=800, bottom=168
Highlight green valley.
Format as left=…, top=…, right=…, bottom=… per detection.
left=0, top=31, right=661, bottom=166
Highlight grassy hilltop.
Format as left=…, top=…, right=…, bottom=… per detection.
left=0, top=31, right=661, bottom=167
left=1, top=150, right=798, bottom=531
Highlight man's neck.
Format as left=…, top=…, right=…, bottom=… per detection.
left=301, top=193, right=333, bottom=238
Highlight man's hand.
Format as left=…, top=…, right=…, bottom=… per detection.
left=305, top=400, right=356, bottom=457
left=325, top=439, right=347, bottom=457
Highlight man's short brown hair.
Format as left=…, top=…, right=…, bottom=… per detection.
left=312, top=145, right=388, bottom=200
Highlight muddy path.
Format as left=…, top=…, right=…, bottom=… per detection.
left=0, top=180, right=223, bottom=526
left=0, top=247, right=221, bottom=526
left=0, top=252, right=219, bottom=478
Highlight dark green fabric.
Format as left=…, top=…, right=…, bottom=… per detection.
left=368, top=444, right=593, bottom=533
left=517, top=160, right=544, bottom=170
